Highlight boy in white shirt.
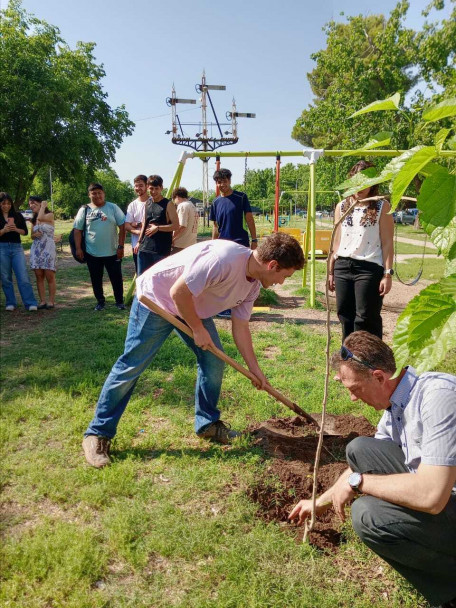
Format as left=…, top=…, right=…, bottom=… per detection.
left=125, top=174, right=149, bottom=271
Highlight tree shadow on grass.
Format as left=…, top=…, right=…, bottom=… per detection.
left=112, top=442, right=268, bottom=464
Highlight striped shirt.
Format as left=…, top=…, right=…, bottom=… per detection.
left=376, top=367, right=456, bottom=489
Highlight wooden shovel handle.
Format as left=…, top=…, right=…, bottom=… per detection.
left=138, top=295, right=318, bottom=426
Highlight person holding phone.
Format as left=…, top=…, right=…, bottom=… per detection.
left=0, top=192, right=38, bottom=311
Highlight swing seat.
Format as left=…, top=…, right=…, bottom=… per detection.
left=302, top=230, right=332, bottom=257
left=278, top=227, right=302, bottom=240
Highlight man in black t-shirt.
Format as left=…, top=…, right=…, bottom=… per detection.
left=136, top=175, right=179, bottom=275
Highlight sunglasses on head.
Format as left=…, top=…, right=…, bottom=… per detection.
left=340, top=346, right=375, bottom=370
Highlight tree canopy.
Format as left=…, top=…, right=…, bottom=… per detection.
left=291, top=0, right=455, bottom=194
left=0, top=1, right=134, bottom=206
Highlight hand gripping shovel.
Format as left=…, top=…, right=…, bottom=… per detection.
left=139, top=295, right=340, bottom=435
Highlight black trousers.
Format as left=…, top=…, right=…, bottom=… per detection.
left=334, top=257, right=384, bottom=341
left=85, top=253, right=123, bottom=305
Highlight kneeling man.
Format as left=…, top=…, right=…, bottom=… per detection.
left=290, top=331, right=456, bottom=608
left=83, top=233, right=304, bottom=466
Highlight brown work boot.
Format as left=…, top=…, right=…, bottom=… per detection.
left=197, top=420, right=242, bottom=445
left=82, top=435, right=111, bottom=468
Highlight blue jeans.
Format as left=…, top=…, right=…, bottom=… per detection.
left=85, top=296, right=225, bottom=438
left=0, top=242, right=37, bottom=309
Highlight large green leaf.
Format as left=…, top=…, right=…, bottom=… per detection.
left=422, top=98, right=456, bottom=123
left=434, top=128, right=452, bottom=152
left=337, top=148, right=419, bottom=198
left=349, top=93, right=401, bottom=118
left=391, top=146, right=436, bottom=206
left=342, top=132, right=393, bottom=157
left=440, top=274, right=456, bottom=298
left=393, top=279, right=456, bottom=373
left=417, top=169, right=456, bottom=228
left=420, top=217, right=456, bottom=259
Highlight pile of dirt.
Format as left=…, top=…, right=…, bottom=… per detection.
left=248, top=415, right=376, bottom=552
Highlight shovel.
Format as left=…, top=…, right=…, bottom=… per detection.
left=139, top=295, right=341, bottom=435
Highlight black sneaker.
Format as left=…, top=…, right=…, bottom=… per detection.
left=115, top=302, right=126, bottom=310
left=94, top=302, right=105, bottom=311
left=197, top=420, right=242, bottom=445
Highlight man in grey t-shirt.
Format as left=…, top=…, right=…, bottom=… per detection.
left=290, top=331, right=456, bottom=608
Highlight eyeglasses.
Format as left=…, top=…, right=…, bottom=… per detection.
left=340, top=346, right=375, bottom=370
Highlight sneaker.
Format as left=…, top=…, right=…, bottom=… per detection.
left=94, top=302, right=105, bottom=311
left=216, top=309, right=231, bottom=319
left=28, top=306, right=38, bottom=311
left=5, top=305, right=15, bottom=311
left=115, top=302, right=126, bottom=310
left=82, top=435, right=111, bottom=468
left=197, top=420, right=242, bottom=445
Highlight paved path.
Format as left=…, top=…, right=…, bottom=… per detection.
left=395, top=253, right=438, bottom=261
left=395, top=235, right=436, bottom=249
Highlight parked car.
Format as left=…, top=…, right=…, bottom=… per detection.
left=394, top=209, right=417, bottom=225
left=21, top=209, right=34, bottom=220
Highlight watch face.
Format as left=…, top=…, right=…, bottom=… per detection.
left=349, top=472, right=362, bottom=490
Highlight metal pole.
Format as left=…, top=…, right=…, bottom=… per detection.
left=309, top=160, right=316, bottom=308
left=215, top=155, right=221, bottom=197
left=191, top=149, right=456, bottom=159
left=274, top=155, right=280, bottom=232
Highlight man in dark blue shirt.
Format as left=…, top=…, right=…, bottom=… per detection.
left=209, top=168, right=259, bottom=318
left=210, top=168, right=257, bottom=249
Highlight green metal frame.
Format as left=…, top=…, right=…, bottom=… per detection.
left=168, top=148, right=456, bottom=307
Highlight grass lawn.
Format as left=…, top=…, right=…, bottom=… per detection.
left=1, top=247, right=440, bottom=607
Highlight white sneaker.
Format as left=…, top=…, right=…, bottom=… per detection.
left=28, top=306, right=38, bottom=311
left=5, top=305, right=15, bottom=311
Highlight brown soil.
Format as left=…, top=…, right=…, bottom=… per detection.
left=248, top=415, right=376, bottom=552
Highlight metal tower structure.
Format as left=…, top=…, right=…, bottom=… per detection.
left=166, top=71, right=255, bottom=223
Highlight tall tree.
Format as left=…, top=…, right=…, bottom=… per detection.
left=291, top=0, right=455, bottom=195
left=0, top=1, right=134, bottom=206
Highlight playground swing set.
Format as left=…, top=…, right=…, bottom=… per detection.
left=165, top=147, right=436, bottom=307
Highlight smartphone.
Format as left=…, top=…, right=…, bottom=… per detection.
left=7, top=218, right=14, bottom=226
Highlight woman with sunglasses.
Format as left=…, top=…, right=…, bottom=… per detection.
left=328, top=160, right=394, bottom=341
left=28, top=196, right=57, bottom=309
left=0, top=192, right=38, bottom=311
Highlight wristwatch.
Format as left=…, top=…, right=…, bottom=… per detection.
left=117, top=245, right=124, bottom=250
left=348, top=472, right=363, bottom=493
left=384, top=268, right=394, bottom=276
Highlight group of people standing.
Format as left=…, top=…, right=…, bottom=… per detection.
left=72, top=175, right=202, bottom=311
left=0, top=192, right=56, bottom=312
left=72, top=169, right=258, bottom=313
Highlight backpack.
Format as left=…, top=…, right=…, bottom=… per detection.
left=69, top=205, right=88, bottom=264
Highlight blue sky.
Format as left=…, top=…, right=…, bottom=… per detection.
left=12, top=0, right=451, bottom=191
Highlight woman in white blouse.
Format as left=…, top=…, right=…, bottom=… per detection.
left=328, top=160, right=394, bottom=341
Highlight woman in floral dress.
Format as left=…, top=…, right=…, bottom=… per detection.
left=28, top=197, right=57, bottom=309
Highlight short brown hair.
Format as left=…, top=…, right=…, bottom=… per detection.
left=331, top=331, right=396, bottom=376
left=134, top=175, right=147, bottom=184
left=257, top=232, right=304, bottom=270
left=172, top=187, right=188, bottom=199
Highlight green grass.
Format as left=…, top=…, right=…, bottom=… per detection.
left=0, top=259, right=435, bottom=607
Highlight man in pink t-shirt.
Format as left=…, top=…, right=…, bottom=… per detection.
left=82, top=233, right=304, bottom=468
